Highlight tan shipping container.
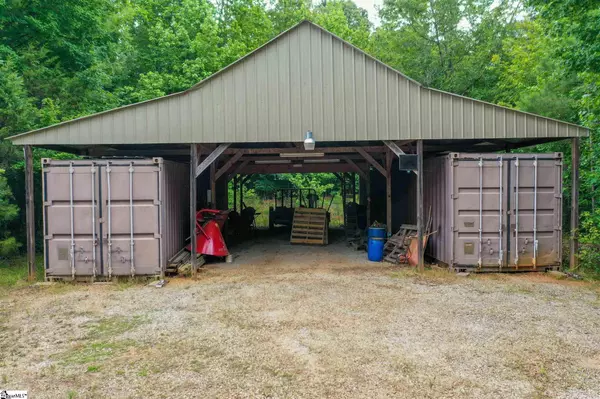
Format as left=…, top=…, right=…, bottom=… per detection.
left=42, top=158, right=189, bottom=279
left=424, top=153, right=563, bottom=272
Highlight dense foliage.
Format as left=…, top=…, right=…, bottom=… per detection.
left=0, top=0, right=598, bottom=273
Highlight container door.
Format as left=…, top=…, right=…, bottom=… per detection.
left=100, top=162, right=161, bottom=277
left=452, top=156, right=508, bottom=268
left=509, top=156, right=562, bottom=269
left=44, top=162, right=100, bottom=278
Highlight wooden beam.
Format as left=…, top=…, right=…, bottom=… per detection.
left=341, top=156, right=368, bottom=180
left=199, top=145, right=386, bottom=156
left=236, top=163, right=361, bottom=175
left=210, top=162, right=216, bottom=207
left=215, top=151, right=243, bottom=180
left=386, top=150, right=392, bottom=236
left=383, top=140, right=406, bottom=156
left=355, top=147, right=387, bottom=177
left=416, top=140, right=424, bottom=272
left=24, top=145, right=35, bottom=281
left=228, top=159, right=250, bottom=180
left=240, top=154, right=377, bottom=162
left=195, top=143, right=229, bottom=177
left=570, top=137, right=580, bottom=270
left=190, top=145, right=198, bottom=277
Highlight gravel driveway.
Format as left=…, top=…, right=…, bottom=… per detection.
left=1, top=240, right=600, bottom=398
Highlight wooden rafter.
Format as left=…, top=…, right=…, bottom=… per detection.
left=341, top=156, right=367, bottom=180
left=195, top=143, right=230, bottom=177
left=215, top=151, right=244, bottom=180
left=355, top=147, right=387, bottom=177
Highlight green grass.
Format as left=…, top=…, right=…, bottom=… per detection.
left=0, top=254, right=44, bottom=288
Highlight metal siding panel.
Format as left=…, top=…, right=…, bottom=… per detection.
left=441, top=94, right=452, bottom=139
left=376, top=63, right=388, bottom=139
left=289, top=28, right=302, bottom=141
left=452, top=95, right=461, bottom=138
left=157, top=98, right=169, bottom=143
left=410, top=82, right=421, bottom=138
left=472, top=101, right=484, bottom=138
left=168, top=96, right=181, bottom=143
left=277, top=36, right=292, bottom=141
left=213, top=75, right=225, bottom=142
left=430, top=91, right=441, bottom=138
left=222, top=69, right=235, bottom=140
left=332, top=38, right=346, bottom=140
left=344, top=45, right=357, bottom=140
left=311, top=26, right=326, bottom=140
left=365, top=56, right=377, bottom=138
left=267, top=38, right=280, bottom=142
left=321, top=32, right=335, bottom=141
left=389, top=72, right=400, bottom=138
left=354, top=52, right=367, bottom=140
left=256, top=52, right=270, bottom=142
left=300, top=25, right=312, bottom=136
left=397, top=78, right=408, bottom=138
left=484, top=104, right=494, bottom=137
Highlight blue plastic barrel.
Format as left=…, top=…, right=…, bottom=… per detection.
left=367, top=237, right=385, bottom=261
left=368, top=227, right=386, bottom=239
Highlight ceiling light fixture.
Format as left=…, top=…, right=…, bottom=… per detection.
left=304, top=131, right=315, bottom=150
left=280, top=152, right=324, bottom=158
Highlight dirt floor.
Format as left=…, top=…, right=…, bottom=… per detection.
left=2, top=232, right=600, bottom=398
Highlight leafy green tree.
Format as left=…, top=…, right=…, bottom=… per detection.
left=0, top=168, right=20, bottom=256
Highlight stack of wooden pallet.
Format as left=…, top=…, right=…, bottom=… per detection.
left=383, top=224, right=418, bottom=264
left=290, top=207, right=329, bottom=245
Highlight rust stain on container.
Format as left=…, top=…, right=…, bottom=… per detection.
left=424, top=152, right=563, bottom=272
left=42, top=158, right=189, bottom=279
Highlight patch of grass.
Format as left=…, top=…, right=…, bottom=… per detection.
left=137, top=368, right=148, bottom=377
left=59, top=339, right=139, bottom=365
left=66, top=390, right=78, bottom=399
left=0, top=254, right=44, bottom=289
left=86, top=365, right=101, bottom=373
left=55, top=315, right=147, bottom=366
left=85, top=315, right=146, bottom=339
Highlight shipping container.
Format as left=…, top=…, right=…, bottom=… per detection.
left=423, top=153, right=563, bottom=272
left=42, top=158, right=189, bottom=280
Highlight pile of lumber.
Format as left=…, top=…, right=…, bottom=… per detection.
left=166, top=248, right=205, bottom=275
left=290, top=207, right=329, bottom=245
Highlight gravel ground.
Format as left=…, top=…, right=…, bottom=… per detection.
left=1, top=236, right=600, bottom=398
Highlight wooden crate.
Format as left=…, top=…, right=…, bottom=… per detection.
left=290, top=207, right=329, bottom=245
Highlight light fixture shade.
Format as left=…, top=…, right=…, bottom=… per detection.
left=304, top=131, right=315, bottom=150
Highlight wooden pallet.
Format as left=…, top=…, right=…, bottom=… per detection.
left=383, top=225, right=417, bottom=264
left=290, top=207, right=329, bottom=245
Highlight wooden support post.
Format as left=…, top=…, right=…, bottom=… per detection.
left=24, top=145, right=35, bottom=281
left=352, top=172, right=356, bottom=203
left=386, top=150, right=392, bottom=236
left=366, top=172, right=371, bottom=227
left=233, top=175, right=237, bottom=212
left=190, top=145, right=198, bottom=276
left=570, top=137, right=580, bottom=270
left=210, top=162, right=216, bottom=208
left=342, top=173, right=346, bottom=226
left=240, top=176, right=244, bottom=210
left=416, top=140, right=424, bottom=272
